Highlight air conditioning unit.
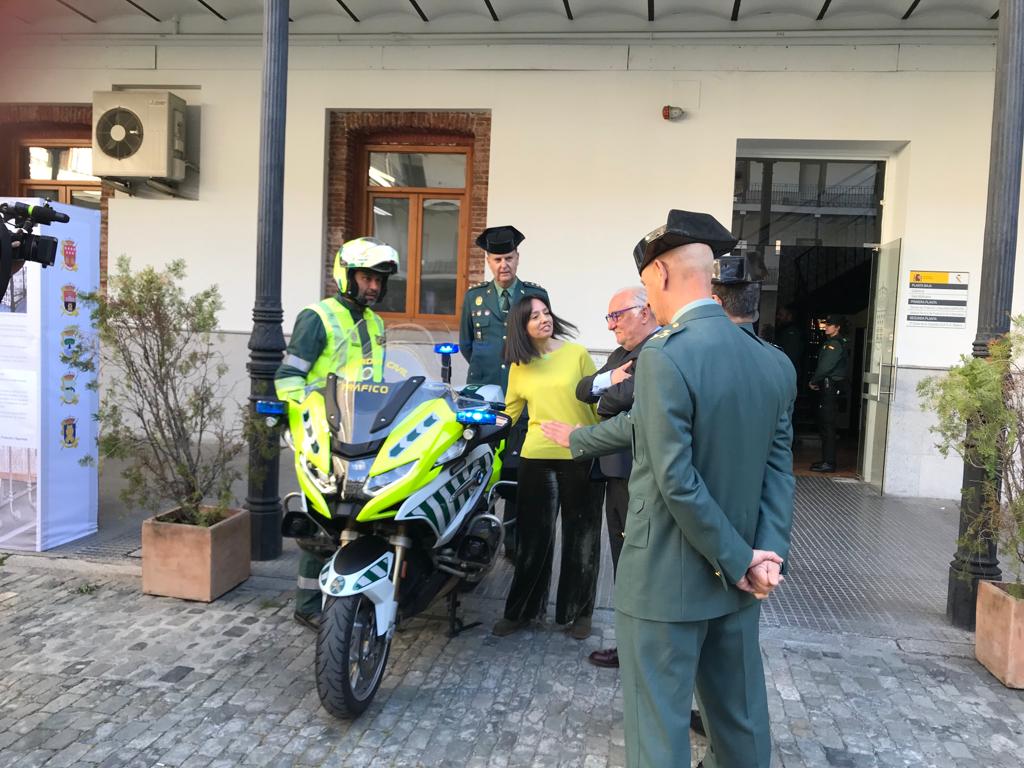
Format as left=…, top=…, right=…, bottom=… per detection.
left=92, top=90, right=186, bottom=181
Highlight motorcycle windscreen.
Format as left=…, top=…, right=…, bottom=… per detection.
left=318, top=319, right=456, bottom=450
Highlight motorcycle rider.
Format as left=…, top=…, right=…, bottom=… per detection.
left=275, top=236, right=399, bottom=631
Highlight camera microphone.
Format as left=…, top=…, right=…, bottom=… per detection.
left=7, top=202, right=71, bottom=226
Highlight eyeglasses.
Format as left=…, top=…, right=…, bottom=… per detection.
left=605, top=305, right=644, bottom=324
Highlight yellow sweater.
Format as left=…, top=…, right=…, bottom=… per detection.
left=505, top=342, right=600, bottom=460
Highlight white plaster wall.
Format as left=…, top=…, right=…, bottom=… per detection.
left=2, top=42, right=1020, bottom=366
left=883, top=366, right=964, bottom=500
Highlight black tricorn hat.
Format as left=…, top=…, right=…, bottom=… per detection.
left=475, top=225, right=525, bottom=255
left=712, top=254, right=756, bottom=285
left=632, top=210, right=738, bottom=273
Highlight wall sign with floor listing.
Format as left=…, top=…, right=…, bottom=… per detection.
left=0, top=199, right=99, bottom=551
left=906, top=271, right=968, bottom=328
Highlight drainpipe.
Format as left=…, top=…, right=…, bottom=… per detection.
left=947, top=0, right=1024, bottom=628
left=245, top=0, right=289, bottom=560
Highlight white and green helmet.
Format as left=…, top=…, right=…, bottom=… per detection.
left=333, top=237, right=400, bottom=303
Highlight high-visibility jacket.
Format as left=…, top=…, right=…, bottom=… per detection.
left=275, top=295, right=385, bottom=403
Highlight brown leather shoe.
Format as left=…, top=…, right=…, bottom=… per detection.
left=492, top=618, right=528, bottom=637
left=587, top=647, right=619, bottom=668
left=567, top=615, right=592, bottom=640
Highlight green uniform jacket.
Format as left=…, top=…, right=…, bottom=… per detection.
left=811, top=334, right=848, bottom=385
left=459, top=279, right=548, bottom=390
left=569, top=303, right=796, bottom=623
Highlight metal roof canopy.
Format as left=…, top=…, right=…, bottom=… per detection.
left=6, top=1, right=1000, bottom=41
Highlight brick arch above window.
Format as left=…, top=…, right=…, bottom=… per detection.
left=324, top=110, right=491, bottom=306
left=0, top=103, right=111, bottom=284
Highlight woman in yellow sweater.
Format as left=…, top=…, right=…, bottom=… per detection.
left=494, top=295, right=603, bottom=640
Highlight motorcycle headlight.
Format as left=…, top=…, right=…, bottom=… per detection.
left=364, top=461, right=417, bottom=496
left=434, top=438, right=467, bottom=467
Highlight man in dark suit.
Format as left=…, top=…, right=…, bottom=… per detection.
left=544, top=210, right=796, bottom=768
left=574, top=286, right=660, bottom=669
left=459, top=225, right=548, bottom=558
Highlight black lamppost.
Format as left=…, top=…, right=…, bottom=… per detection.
left=947, top=0, right=1024, bottom=628
left=245, top=0, right=290, bottom=560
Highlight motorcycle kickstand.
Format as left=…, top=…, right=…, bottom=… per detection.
left=447, top=591, right=481, bottom=638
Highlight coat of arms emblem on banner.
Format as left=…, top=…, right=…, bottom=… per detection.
left=61, top=284, right=79, bottom=316
left=60, top=373, right=79, bottom=405
left=61, top=326, right=80, bottom=355
left=61, top=239, right=78, bottom=271
left=61, top=417, right=78, bottom=448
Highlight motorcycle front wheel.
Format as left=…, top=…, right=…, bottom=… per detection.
left=315, top=594, right=392, bottom=718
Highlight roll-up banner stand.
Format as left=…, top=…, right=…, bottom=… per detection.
left=0, top=199, right=99, bottom=551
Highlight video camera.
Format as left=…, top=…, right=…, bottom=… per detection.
left=0, top=201, right=70, bottom=299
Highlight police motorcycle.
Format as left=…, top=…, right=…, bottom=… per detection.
left=259, top=333, right=513, bottom=718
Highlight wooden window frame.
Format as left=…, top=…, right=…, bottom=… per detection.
left=17, top=138, right=101, bottom=205
left=362, top=143, right=472, bottom=328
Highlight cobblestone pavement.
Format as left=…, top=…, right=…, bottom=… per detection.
left=1, top=555, right=1023, bottom=768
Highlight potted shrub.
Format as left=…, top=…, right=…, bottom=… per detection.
left=67, top=257, right=250, bottom=602
left=919, top=319, right=1024, bottom=688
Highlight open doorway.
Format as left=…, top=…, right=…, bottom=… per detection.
left=732, top=156, right=885, bottom=479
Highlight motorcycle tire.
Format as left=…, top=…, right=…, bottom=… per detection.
left=315, top=594, right=392, bottom=718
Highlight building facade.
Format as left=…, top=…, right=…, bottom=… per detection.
left=1, top=1, right=1019, bottom=499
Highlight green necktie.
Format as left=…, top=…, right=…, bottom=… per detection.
left=500, top=289, right=510, bottom=313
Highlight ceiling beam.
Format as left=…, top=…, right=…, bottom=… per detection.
left=816, top=0, right=832, bottom=21
left=195, top=0, right=227, bottom=22
left=55, top=0, right=97, bottom=23
left=336, top=1, right=359, bottom=22
left=902, top=0, right=921, bottom=21
left=731, top=0, right=741, bottom=22
left=123, top=0, right=161, bottom=23
left=563, top=1, right=574, bottom=21
left=484, top=0, right=498, bottom=22
left=408, top=0, right=429, bottom=22
left=648, top=1, right=654, bottom=22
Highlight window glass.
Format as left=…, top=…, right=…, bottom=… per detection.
left=368, top=152, right=466, bottom=189
left=370, top=197, right=410, bottom=314
left=26, top=147, right=99, bottom=182
left=71, top=189, right=102, bottom=210
left=419, top=199, right=461, bottom=315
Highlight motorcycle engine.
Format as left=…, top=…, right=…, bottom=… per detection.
left=456, top=513, right=503, bottom=565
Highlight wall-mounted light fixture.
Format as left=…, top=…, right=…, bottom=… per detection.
left=662, top=105, right=685, bottom=121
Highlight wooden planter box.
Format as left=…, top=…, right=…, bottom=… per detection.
left=142, top=508, right=251, bottom=602
left=975, top=580, right=1024, bottom=689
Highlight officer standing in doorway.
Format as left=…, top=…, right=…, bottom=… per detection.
left=459, top=225, right=548, bottom=558
left=809, top=315, right=848, bottom=473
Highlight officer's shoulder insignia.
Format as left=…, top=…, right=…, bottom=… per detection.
left=469, top=280, right=489, bottom=290
left=523, top=281, right=546, bottom=292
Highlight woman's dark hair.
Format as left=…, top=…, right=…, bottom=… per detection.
left=502, top=294, right=579, bottom=366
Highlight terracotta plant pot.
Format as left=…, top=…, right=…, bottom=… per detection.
left=141, top=507, right=251, bottom=602
left=975, top=580, right=1024, bottom=689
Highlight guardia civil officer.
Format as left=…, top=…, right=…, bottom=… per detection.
left=809, top=315, right=849, bottom=473
left=275, top=237, right=399, bottom=631
left=459, top=225, right=548, bottom=558
left=543, top=210, right=796, bottom=768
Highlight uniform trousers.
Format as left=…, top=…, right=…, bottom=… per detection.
left=503, top=457, right=603, bottom=624
left=604, top=476, right=629, bottom=575
left=817, top=381, right=839, bottom=465
left=616, top=601, right=771, bottom=768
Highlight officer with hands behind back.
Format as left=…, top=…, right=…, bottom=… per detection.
left=459, top=225, right=548, bottom=558
left=275, top=237, right=399, bottom=631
